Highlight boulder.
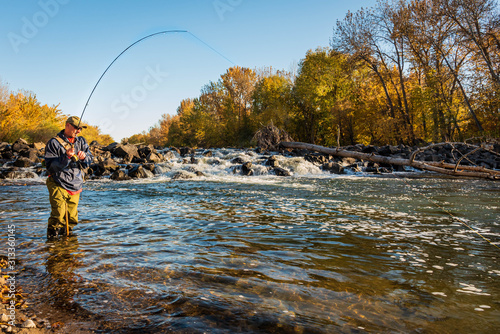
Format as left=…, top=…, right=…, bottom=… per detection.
left=171, top=170, right=195, bottom=180
left=162, top=151, right=176, bottom=161
left=361, top=145, right=378, bottom=154
left=1, top=169, right=37, bottom=179
left=241, top=162, right=253, bottom=176
left=342, top=157, right=357, bottom=166
left=146, top=152, right=163, bottom=163
left=143, top=163, right=155, bottom=173
left=110, top=170, right=130, bottom=181
left=13, top=157, right=34, bottom=167
left=273, top=167, right=291, bottom=176
left=321, top=162, right=344, bottom=174
left=202, top=150, right=213, bottom=157
left=0, top=142, right=10, bottom=152
left=364, top=166, right=379, bottom=173
left=32, top=142, right=45, bottom=151
left=1, top=151, right=14, bottom=160
left=424, top=154, right=442, bottom=162
left=138, top=144, right=156, bottom=158
left=378, top=145, right=399, bottom=156
left=98, top=158, right=120, bottom=172
left=128, top=165, right=151, bottom=178
left=19, top=148, right=40, bottom=162
left=91, top=147, right=111, bottom=160
left=266, top=155, right=279, bottom=167
left=12, top=138, right=30, bottom=153
left=103, top=142, right=120, bottom=152
left=113, top=144, right=140, bottom=160
left=290, top=149, right=308, bottom=157
left=186, top=167, right=205, bottom=177
left=304, top=153, right=328, bottom=165
left=179, top=147, right=194, bottom=157
left=255, top=147, right=266, bottom=154
left=231, top=157, right=246, bottom=164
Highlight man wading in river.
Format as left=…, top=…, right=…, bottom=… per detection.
left=44, top=116, right=93, bottom=239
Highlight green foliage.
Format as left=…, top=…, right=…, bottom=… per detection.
left=122, top=0, right=500, bottom=147
left=252, top=72, right=293, bottom=134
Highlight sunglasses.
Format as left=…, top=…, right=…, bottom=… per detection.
left=70, top=123, right=83, bottom=131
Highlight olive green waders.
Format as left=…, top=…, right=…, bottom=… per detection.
left=46, top=177, right=80, bottom=237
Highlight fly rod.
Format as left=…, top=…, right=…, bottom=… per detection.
left=76, top=30, right=235, bottom=128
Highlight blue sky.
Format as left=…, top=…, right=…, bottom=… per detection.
left=1, top=0, right=375, bottom=141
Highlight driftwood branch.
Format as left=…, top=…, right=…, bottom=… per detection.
left=280, top=141, right=500, bottom=180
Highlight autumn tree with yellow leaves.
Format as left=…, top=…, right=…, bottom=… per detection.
left=0, top=82, right=114, bottom=145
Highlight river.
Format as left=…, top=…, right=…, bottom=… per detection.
left=1, top=148, right=499, bottom=333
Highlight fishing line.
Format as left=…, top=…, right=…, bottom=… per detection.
left=392, top=173, right=500, bottom=251
left=77, top=30, right=235, bottom=127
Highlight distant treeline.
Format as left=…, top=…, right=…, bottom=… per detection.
left=0, top=87, right=114, bottom=145
left=2, top=0, right=498, bottom=148
left=127, top=0, right=499, bottom=147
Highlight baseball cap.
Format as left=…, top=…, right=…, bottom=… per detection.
left=66, top=116, right=87, bottom=129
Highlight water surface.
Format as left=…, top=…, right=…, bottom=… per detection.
left=1, top=151, right=499, bottom=333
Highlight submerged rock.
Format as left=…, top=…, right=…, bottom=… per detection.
left=22, top=319, right=36, bottom=328
left=0, top=168, right=37, bottom=179
left=172, top=170, right=196, bottom=180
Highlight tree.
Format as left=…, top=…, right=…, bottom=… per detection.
left=403, top=0, right=468, bottom=141
left=292, top=48, right=361, bottom=145
left=252, top=71, right=293, bottom=133
left=0, top=91, right=63, bottom=143
left=220, top=66, right=258, bottom=144
left=332, top=7, right=405, bottom=143
left=440, top=0, right=500, bottom=85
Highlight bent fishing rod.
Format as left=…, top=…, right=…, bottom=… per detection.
left=76, top=29, right=235, bottom=128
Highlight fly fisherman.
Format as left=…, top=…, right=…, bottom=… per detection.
left=44, top=116, right=93, bottom=239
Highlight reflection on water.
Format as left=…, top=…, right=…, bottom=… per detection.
left=1, top=174, right=499, bottom=333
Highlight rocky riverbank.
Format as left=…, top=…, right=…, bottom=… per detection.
left=1, top=138, right=499, bottom=181
left=0, top=257, right=50, bottom=333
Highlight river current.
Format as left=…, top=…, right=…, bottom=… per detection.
left=1, top=148, right=499, bottom=333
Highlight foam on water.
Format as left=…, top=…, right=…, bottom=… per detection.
left=1, top=157, right=499, bottom=333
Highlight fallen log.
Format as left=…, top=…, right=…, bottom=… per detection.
left=280, top=141, right=500, bottom=180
